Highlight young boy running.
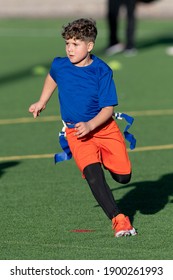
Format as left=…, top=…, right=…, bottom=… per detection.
left=29, top=18, right=137, bottom=237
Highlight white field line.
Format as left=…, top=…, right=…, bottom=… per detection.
left=0, top=109, right=173, bottom=125
left=0, top=116, right=61, bottom=125
left=1, top=109, right=173, bottom=161
left=0, top=154, right=54, bottom=161
left=0, top=144, right=173, bottom=162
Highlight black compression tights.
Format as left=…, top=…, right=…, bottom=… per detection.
left=83, top=162, right=131, bottom=220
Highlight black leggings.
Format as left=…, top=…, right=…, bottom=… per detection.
left=83, top=162, right=131, bottom=220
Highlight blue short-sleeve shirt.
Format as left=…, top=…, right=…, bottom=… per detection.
left=49, top=54, right=118, bottom=123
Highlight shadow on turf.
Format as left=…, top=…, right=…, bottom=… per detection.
left=0, top=161, right=20, bottom=178
left=136, top=35, right=173, bottom=50
left=111, top=173, right=173, bottom=222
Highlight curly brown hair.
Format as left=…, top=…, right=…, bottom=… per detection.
left=61, top=18, right=97, bottom=42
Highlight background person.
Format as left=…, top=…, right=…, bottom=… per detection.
left=106, top=0, right=137, bottom=55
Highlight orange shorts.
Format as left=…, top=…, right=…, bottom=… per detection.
left=66, top=118, right=131, bottom=176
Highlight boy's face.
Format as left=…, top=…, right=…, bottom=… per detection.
left=65, top=38, right=94, bottom=66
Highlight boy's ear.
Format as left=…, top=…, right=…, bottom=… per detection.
left=88, top=41, right=94, bottom=52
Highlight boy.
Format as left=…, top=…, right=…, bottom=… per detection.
left=29, top=18, right=137, bottom=237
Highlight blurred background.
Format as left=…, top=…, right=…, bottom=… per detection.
left=0, top=0, right=173, bottom=19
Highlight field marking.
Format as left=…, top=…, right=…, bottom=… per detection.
left=0, top=116, right=61, bottom=125
left=126, top=109, right=173, bottom=117
left=130, top=144, right=173, bottom=152
left=0, top=154, right=54, bottom=161
left=0, top=144, right=173, bottom=162
left=0, top=109, right=173, bottom=125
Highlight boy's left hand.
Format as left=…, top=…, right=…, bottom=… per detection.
left=74, top=122, right=92, bottom=138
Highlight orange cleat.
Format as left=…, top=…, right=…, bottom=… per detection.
left=112, top=214, right=137, bottom=237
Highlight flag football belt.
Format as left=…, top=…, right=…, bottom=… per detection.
left=54, top=113, right=136, bottom=164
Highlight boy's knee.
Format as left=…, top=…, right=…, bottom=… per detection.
left=111, top=172, right=131, bottom=184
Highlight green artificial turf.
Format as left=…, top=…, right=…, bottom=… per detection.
left=0, top=18, right=173, bottom=260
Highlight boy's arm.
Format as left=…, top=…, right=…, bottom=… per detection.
left=29, top=74, right=57, bottom=118
left=87, top=106, right=114, bottom=130
left=75, top=106, right=114, bottom=138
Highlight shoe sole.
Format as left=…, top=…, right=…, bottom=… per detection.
left=105, top=44, right=124, bottom=56
left=115, top=228, right=137, bottom=238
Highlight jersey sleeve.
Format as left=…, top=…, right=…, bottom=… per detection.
left=98, top=67, right=118, bottom=108
left=49, top=57, right=59, bottom=82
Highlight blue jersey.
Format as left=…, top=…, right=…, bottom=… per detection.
left=49, top=54, right=118, bottom=123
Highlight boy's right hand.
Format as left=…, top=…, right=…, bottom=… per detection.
left=29, top=102, right=46, bottom=118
